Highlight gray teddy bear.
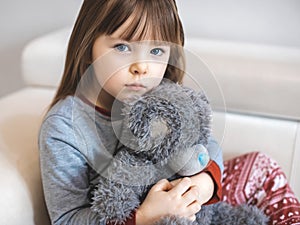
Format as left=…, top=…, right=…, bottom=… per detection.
left=91, top=80, right=268, bottom=225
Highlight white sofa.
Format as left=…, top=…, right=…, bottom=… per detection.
left=0, top=27, right=299, bottom=225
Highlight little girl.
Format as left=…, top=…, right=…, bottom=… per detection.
left=39, top=1, right=222, bottom=225
left=39, top=1, right=300, bottom=225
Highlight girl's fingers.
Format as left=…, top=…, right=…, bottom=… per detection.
left=188, top=214, right=196, bottom=222
left=187, top=201, right=201, bottom=213
left=170, top=178, right=182, bottom=187
left=169, top=177, right=192, bottom=196
left=151, top=179, right=173, bottom=192
left=182, top=186, right=201, bottom=205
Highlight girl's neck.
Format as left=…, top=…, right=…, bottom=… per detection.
left=79, top=73, right=123, bottom=117
left=96, top=89, right=114, bottom=112
left=83, top=72, right=115, bottom=112
left=97, top=91, right=124, bottom=119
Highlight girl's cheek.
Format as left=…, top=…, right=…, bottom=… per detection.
left=151, top=62, right=168, bottom=74
left=158, top=64, right=169, bottom=78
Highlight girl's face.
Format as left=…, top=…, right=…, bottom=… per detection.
left=92, top=19, right=170, bottom=108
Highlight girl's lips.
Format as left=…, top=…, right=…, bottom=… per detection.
left=125, top=83, right=146, bottom=91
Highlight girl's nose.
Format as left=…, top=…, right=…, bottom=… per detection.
left=130, top=62, right=148, bottom=76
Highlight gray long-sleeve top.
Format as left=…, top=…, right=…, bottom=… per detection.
left=39, top=96, right=223, bottom=225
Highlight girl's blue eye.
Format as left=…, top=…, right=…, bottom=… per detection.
left=114, top=44, right=130, bottom=52
left=150, top=48, right=164, bottom=56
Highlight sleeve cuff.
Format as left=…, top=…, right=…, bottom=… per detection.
left=202, top=160, right=222, bottom=205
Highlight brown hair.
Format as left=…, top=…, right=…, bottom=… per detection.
left=50, top=0, right=185, bottom=108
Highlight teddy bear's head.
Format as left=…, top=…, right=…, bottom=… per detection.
left=118, top=80, right=212, bottom=175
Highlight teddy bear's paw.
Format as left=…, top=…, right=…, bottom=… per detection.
left=174, top=144, right=210, bottom=176
left=210, top=202, right=269, bottom=225
left=91, top=179, right=140, bottom=224
left=154, top=216, right=196, bottom=225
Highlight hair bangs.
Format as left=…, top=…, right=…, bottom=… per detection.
left=111, top=0, right=182, bottom=44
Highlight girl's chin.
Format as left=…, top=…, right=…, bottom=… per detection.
left=116, top=88, right=150, bottom=99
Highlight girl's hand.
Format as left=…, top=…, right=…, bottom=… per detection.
left=171, top=172, right=215, bottom=205
left=136, top=178, right=201, bottom=225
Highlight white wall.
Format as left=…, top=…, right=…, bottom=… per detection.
left=177, top=0, right=300, bottom=47
left=0, top=0, right=82, bottom=97
left=1, top=0, right=300, bottom=97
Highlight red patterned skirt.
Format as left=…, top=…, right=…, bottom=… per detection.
left=222, top=152, right=300, bottom=225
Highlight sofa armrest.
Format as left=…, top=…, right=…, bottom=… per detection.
left=21, top=27, right=71, bottom=88
left=0, top=88, right=55, bottom=225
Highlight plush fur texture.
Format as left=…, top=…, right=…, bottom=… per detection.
left=154, top=203, right=269, bottom=225
left=91, top=80, right=268, bottom=225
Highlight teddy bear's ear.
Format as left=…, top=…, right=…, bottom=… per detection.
left=119, top=93, right=182, bottom=158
